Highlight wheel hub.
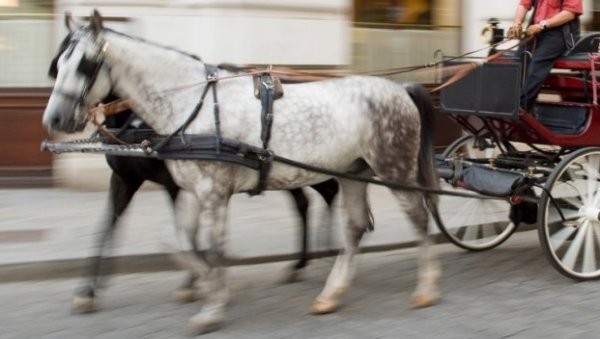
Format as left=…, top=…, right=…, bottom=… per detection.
left=581, top=206, right=600, bottom=223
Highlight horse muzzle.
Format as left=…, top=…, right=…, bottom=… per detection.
left=43, top=108, right=87, bottom=134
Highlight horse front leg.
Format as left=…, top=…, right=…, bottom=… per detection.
left=188, top=196, right=230, bottom=334
left=311, top=179, right=370, bottom=314
left=72, top=172, right=142, bottom=313
left=169, top=189, right=204, bottom=303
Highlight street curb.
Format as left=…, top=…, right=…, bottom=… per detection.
left=1, top=225, right=538, bottom=283
left=0, top=241, right=421, bottom=283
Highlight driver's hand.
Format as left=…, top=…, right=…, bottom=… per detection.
left=526, top=24, right=543, bottom=37
left=507, top=24, right=522, bottom=39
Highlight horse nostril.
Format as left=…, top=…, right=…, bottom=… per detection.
left=51, top=116, right=61, bottom=128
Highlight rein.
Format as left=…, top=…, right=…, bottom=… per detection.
left=86, top=99, right=133, bottom=144
left=83, top=35, right=533, bottom=155
left=430, top=36, right=534, bottom=93
left=86, top=36, right=529, bottom=124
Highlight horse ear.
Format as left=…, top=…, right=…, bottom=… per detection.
left=90, top=9, right=103, bottom=36
left=64, top=11, right=73, bottom=33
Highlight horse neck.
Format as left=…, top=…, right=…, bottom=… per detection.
left=103, top=32, right=208, bottom=135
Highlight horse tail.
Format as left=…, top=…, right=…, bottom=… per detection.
left=404, top=84, right=440, bottom=210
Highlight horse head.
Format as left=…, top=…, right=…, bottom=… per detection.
left=43, top=10, right=112, bottom=133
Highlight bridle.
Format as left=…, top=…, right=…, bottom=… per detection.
left=50, top=29, right=110, bottom=115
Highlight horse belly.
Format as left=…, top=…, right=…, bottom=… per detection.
left=264, top=162, right=337, bottom=190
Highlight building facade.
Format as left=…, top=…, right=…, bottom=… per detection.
left=1, top=0, right=594, bottom=188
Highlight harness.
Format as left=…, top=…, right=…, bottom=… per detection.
left=251, top=72, right=283, bottom=194
left=49, top=30, right=286, bottom=195
left=44, top=28, right=535, bottom=202
left=132, top=64, right=284, bottom=195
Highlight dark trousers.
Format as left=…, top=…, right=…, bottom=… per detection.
left=520, top=28, right=567, bottom=111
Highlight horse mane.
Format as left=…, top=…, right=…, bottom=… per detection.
left=217, top=63, right=258, bottom=74
left=103, top=27, right=204, bottom=63
left=49, top=27, right=205, bottom=80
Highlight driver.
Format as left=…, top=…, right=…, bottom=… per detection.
left=507, top=0, right=583, bottom=112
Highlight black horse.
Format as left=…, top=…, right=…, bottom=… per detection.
left=71, top=96, right=340, bottom=311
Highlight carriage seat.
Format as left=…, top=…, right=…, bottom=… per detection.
left=561, top=33, right=600, bottom=57
left=553, top=33, right=600, bottom=69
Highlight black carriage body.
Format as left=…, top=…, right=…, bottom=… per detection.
left=439, top=34, right=600, bottom=148
left=440, top=61, right=522, bottom=119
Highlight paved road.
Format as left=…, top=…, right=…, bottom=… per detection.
left=2, top=230, right=600, bottom=339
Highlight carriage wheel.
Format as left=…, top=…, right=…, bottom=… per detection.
left=436, top=135, right=517, bottom=251
left=538, top=147, right=600, bottom=280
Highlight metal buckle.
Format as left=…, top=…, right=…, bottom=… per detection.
left=258, top=149, right=274, bottom=162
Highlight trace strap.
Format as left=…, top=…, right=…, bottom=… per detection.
left=271, top=153, right=508, bottom=201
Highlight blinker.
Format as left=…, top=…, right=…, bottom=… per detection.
left=48, top=62, right=58, bottom=79
left=77, top=57, right=101, bottom=78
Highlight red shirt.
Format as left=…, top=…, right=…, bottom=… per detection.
left=520, top=0, right=583, bottom=24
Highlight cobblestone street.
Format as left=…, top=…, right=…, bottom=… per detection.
left=2, top=230, right=599, bottom=339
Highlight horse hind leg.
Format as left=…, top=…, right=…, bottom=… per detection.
left=281, top=188, right=310, bottom=283
left=394, top=190, right=441, bottom=309
left=283, top=179, right=339, bottom=284
left=311, top=179, right=371, bottom=315
left=312, top=178, right=340, bottom=253
left=72, top=172, right=143, bottom=313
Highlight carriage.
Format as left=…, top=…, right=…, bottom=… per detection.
left=435, top=30, right=600, bottom=280
left=41, top=11, right=600, bottom=333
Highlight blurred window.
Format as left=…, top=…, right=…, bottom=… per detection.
left=0, top=0, right=53, bottom=17
left=354, top=0, right=433, bottom=28
left=0, top=0, right=54, bottom=87
left=593, top=0, right=600, bottom=30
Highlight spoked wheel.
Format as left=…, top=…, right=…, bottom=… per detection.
left=539, top=147, right=600, bottom=280
left=436, top=135, right=517, bottom=251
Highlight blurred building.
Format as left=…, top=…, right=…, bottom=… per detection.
left=0, top=0, right=54, bottom=187
left=0, top=0, right=596, bottom=188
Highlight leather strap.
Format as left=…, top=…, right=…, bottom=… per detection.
left=250, top=74, right=278, bottom=195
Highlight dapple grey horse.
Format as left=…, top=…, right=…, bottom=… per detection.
left=43, top=11, right=442, bottom=334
